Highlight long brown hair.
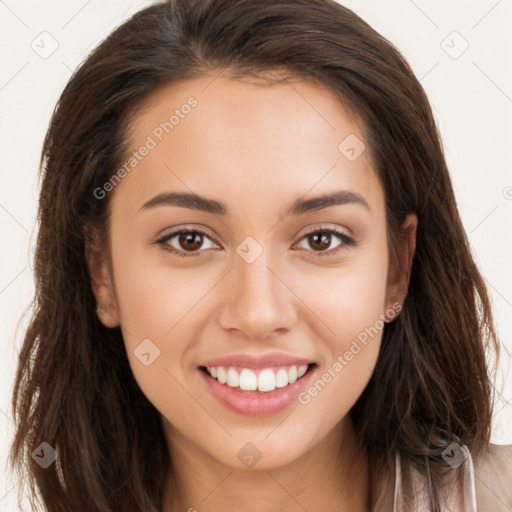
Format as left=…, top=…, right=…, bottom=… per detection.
left=10, top=0, right=500, bottom=510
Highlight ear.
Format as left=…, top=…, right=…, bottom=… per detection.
left=385, top=213, right=418, bottom=318
left=84, top=225, right=120, bottom=328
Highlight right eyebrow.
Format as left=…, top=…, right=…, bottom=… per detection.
left=140, top=191, right=229, bottom=216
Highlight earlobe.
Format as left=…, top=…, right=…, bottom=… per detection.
left=84, top=226, right=120, bottom=328
left=95, top=299, right=120, bottom=328
left=385, top=213, right=418, bottom=317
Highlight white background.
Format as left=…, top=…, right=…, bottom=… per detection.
left=1, top=0, right=511, bottom=509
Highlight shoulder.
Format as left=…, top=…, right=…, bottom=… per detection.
left=472, top=443, right=512, bottom=511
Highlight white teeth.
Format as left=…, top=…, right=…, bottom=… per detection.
left=258, top=369, right=276, bottom=392
left=275, top=369, right=289, bottom=388
left=217, top=367, right=227, bottom=384
left=227, top=368, right=239, bottom=388
left=239, top=369, right=258, bottom=390
left=297, top=364, right=308, bottom=378
left=205, top=364, right=311, bottom=392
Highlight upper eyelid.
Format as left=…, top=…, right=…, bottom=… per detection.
left=156, top=226, right=219, bottom=245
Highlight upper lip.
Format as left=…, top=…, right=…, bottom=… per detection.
left=200, top=352, right=314, bottom=369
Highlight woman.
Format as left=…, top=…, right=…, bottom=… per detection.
left=9, top=0, right=511, bottom=510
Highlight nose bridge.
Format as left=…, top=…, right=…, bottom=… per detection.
left=238, top=248, right=275, bottom=300
left=219, top=238, right=296, bottom=338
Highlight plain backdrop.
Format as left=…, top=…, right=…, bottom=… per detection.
left=1, top=0, right=511, bottom=509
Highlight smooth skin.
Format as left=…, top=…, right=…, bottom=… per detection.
left=87, top=71, right=417, bottom=512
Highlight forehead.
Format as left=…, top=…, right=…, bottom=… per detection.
left=111, top=72, right=384, bottom=219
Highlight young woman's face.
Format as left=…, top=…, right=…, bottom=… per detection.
left=91, top=72, right=415, bottom=470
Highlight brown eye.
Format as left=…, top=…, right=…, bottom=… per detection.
left=177, top=231, right=204, bottom=252
left=296, top=228, right=357, bottom=257
left=306, top=232, right=332, bottom=251
left=156, top=229, right=219, bottom=257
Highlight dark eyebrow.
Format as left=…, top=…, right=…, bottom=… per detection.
left=140, top=190, right=370, bottom=216
left=141, top=192, right=228, bottom=215
left=286, top=190, right=370, bottom=215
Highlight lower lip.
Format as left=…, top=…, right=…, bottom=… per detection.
left=199, top=365, right=316, bottom=417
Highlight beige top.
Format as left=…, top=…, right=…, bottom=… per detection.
left=371, top=443, right=512, bottom=511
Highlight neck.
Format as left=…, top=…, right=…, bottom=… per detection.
left=161, top=415, right=371, bottom=512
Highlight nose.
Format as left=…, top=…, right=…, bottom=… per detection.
left=218, top=249, right=298, bottom=340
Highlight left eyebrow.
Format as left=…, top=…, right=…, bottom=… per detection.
left=285, top=190, right=370, bottom=215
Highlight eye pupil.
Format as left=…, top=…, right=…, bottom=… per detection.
left=179, top=232, right=203, bottom=251
left=309, top=232, right=331, bottom=251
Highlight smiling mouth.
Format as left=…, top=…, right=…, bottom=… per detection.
left=199, top=363, right=317, bottom=394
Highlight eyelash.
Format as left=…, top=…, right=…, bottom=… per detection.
left=155, top=227, right=357, bottom=258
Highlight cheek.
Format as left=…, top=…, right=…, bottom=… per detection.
left=297, top=242, right=389, bottom=350
left=291, top=246, right=388, bottom=415
left=110, top=249, right=206, bottom=412
left=110, top=238, right=218, bottom=399
left=111, top=229, right=209, bottom=342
